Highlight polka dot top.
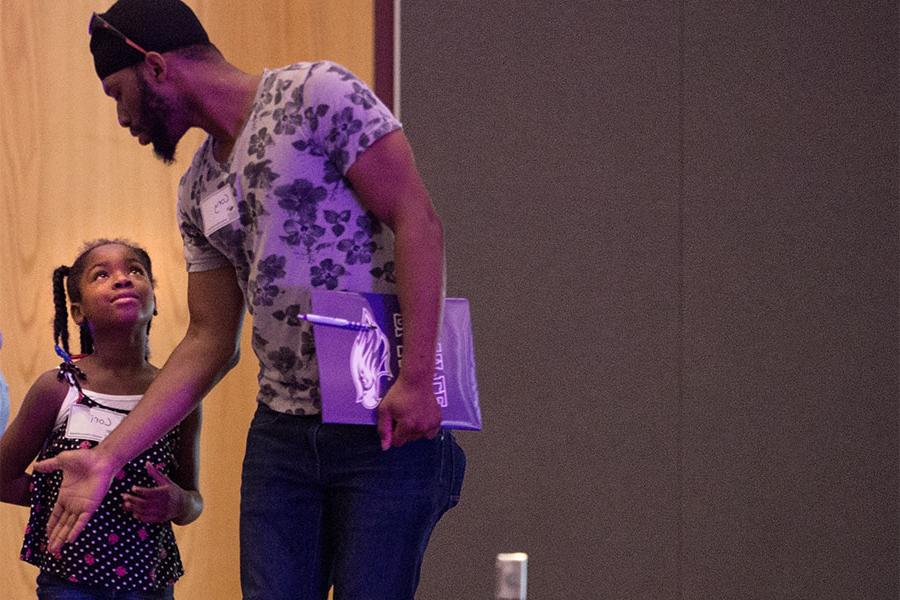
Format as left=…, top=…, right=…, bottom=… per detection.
left=21, top=383, right=184, bottom=591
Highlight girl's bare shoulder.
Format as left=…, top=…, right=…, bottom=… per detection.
left=27, top=368, right=72, bottom=406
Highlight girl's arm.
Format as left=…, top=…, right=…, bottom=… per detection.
left=0, top=371, right=68, bottom=506
left=169, top=405, right=203, bottom=525
left=121, top=406, right=204, bottom=526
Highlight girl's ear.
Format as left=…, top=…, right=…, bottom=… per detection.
left=152, top=293, right=158, bottom=316
left=70, top=303, right=84, bottom=325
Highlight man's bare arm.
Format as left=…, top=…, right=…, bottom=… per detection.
left=347, top=129, right=445, bottom=449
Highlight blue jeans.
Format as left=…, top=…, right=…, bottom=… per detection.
left=239, top=403, right=466, bottom=600
left=36, top=572, right=174, bottom=599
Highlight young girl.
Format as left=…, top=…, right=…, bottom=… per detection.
left=0, top=239, right=203, bottom=599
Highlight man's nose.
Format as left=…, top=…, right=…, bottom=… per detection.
left=117, top=103, right=130, bottom=127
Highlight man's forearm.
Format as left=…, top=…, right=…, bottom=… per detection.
left=94, top=329, right=239, bottom=472
left=392, top=210, right=445, bottom=386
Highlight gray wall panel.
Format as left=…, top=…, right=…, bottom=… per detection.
left=681, top=3, right=898, bottom=598
left=400, top=1, right=897, bottom=599
left=402, top=2, right=681, bottom=598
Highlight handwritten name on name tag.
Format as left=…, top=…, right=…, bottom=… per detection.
left=64, top=404, right=127, bottom=443
left=200, top=186, right=240, bottom=236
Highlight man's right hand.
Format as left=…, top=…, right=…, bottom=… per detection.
left=33, top=448, right=117, bottom=554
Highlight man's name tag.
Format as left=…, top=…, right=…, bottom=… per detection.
left=64, top=404, right=126, bottom=443
left=200, top=186, right=240, bottom=236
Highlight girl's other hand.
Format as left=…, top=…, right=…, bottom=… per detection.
left=121, top=462, right=186, bottom=524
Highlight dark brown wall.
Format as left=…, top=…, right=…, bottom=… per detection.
left=400, top=2, right=898, bottom=599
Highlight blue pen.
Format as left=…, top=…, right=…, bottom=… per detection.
left=298, top=313, right=376, bottom=331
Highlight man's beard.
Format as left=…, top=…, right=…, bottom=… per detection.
left=136, top=70, right=179, bottom=164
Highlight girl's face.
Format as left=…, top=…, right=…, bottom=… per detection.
left=70, top=243, right=156, bottom=331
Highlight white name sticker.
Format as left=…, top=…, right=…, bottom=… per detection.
left=64, top=404, right=127, bottom=443
left=200, top=186, right=240, bottom=236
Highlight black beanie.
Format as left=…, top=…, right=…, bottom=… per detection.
left=90, top=0, right=211, bottom=80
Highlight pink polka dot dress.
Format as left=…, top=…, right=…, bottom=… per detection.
left=21, top=385, right=184, bottom=592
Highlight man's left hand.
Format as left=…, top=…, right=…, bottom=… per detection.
left=376, top=376, right=441, bottom=450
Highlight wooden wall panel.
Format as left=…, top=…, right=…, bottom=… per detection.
left=0, top=2, right=373, bottom=598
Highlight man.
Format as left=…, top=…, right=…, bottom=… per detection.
left=36, top=1, right=465, bottom=598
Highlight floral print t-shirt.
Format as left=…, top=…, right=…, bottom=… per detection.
left=177, top=61, right=401, bottom=415
left=22, top=383, right=183, bottom=591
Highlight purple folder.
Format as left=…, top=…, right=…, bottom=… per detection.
left=311, top=290, right=482, bottom=430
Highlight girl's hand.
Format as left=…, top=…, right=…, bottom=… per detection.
left=121, top=462, right=188, bottom=524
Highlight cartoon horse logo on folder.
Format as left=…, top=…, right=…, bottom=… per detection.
left=349, top=307, right=394, bottom=409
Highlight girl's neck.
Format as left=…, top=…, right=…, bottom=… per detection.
left=76, top=339, right=157, bottom=396
left=84, top=331, right=151, bottom=372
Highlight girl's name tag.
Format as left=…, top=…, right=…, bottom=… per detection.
left=64, top=404, right=126, bottom=443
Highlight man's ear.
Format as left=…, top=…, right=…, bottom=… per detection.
left=143, top=51, right=168, bottom=82
left=70, top=303, right=84, bottom=326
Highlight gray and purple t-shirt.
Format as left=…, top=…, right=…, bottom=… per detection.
left=177, top=61, right=401, bottom=415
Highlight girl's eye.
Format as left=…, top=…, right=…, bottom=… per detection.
left=130, top=267, right=146, bottom=276
left=93, top=271, right=108, bottom=280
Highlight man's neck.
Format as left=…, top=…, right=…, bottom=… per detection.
left=190, top=66, right=261, bottom=162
